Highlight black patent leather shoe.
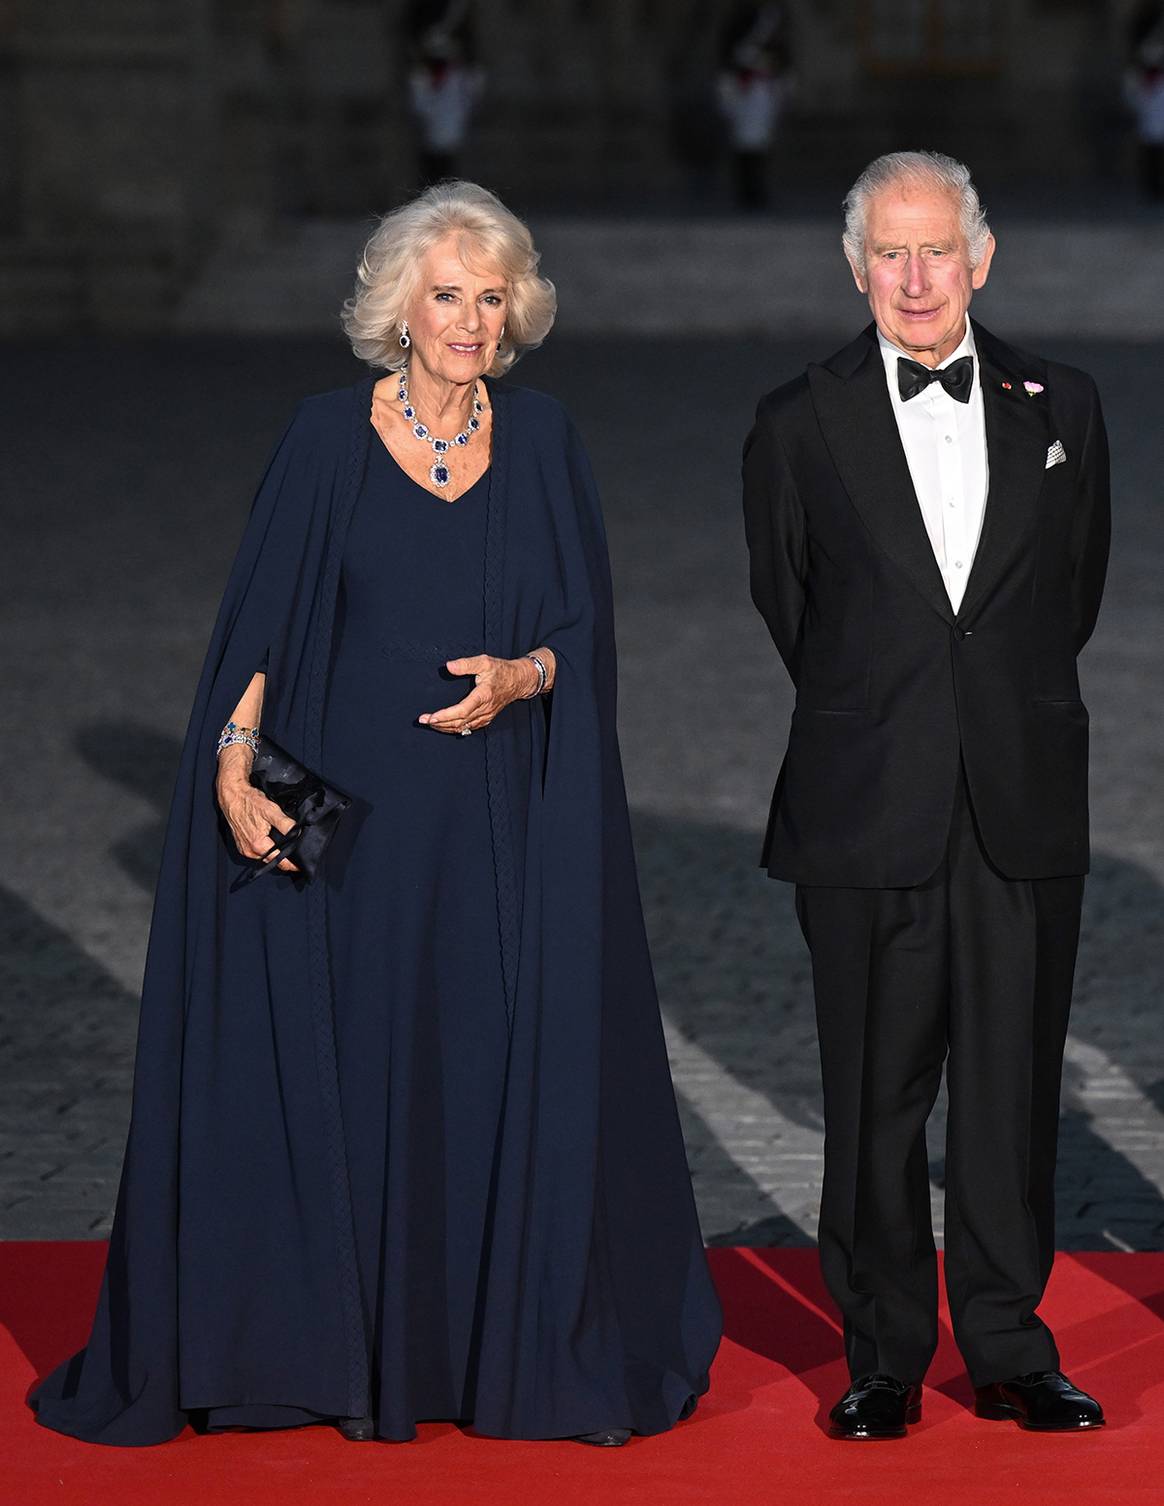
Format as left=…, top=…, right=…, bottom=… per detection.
left=974, top=1372, right=1104, bottom=1431
left=829, top=1374, right=922, bottom=1440
left=336, top=1415, right=377, bottom=1441
left=574, top=1427, right=632, bottom=1446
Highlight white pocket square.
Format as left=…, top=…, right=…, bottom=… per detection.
left=1046, top=440, right=1067, bottom=469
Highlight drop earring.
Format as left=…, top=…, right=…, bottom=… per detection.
left=399, top=321, right=411, bottom=349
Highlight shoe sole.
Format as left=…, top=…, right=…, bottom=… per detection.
left=975, top=1402, right=1105, bottom=1431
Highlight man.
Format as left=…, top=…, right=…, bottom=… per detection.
left=742, top=151, right=1110, bottom=1439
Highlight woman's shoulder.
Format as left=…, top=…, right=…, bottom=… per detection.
left=252, top=379, right=372, bottom=476
left=291, top=378, right=371, bottom=435
left=493, top=382, right=603, bottom=525
left=491, top=380, right=574, bottom=437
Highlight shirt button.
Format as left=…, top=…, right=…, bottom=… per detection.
left=954, top=560, right=964, bottom=569
left=944, top=435, right=954, bottom=444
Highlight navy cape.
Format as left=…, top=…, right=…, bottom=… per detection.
left=31, top=377, right=722, bottom=1444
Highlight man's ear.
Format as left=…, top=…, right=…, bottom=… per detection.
left=971, top=233, right=996, bottom=291
left=847, top=257, right=869, bottom=295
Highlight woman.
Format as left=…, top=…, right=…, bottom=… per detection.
left=31, top=182, right=721, bottom=1447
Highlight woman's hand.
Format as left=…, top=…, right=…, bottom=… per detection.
left=419, top=652, right=552, bottom=735
left=215, top=744, right=299, bottom=872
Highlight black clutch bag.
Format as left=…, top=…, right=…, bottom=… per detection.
left=230, top=734, right=352, bottom=892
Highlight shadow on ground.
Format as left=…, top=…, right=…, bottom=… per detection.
left=4, top=718, right=1162, bottom=1251
left=631, top=808, right=1164, bottom=1251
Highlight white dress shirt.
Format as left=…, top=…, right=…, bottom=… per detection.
left=878, top=320, right=989, bottom=613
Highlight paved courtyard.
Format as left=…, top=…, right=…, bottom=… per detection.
left=2, top=332, right=1161, bottom=1248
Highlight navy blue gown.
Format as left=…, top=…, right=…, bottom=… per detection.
left=30, top=380, right=721, bottom=1447
left=321, top=449, right=508, bottom=1434
left=210, top=446, right=506, bottom=1439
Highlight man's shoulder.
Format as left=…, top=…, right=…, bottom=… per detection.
left=1039, top=355, right=1099, bottom=406
left=753, top=370, right=813, bottom=428
left=971, top=322, right=1098, bottom=405
left=752, top=325, right=877, bottom=428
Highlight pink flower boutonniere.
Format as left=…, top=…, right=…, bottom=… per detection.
left=1023, top=380, right=1045, bottom=397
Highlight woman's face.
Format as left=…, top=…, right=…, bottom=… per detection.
left=404, top=235, right=508, bottom=387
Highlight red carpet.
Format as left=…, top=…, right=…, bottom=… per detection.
left=3, top=1244, right=1163, bottom=1505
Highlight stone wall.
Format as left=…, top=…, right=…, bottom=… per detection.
left=0, top=1, right=216, bottom=331
left=0, top=0, right=1150, bottom=333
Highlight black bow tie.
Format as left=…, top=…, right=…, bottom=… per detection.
left=897, top=355, right=975, bottom=404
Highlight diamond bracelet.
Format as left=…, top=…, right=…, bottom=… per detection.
left=523, top=653, right=549, bottom=699
left=216, top=721, right=260, bottom=756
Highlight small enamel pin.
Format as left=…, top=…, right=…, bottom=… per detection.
left=1001, top=381, right=1012, bottom=390
left=1023, top=380, right=1045, bottom=396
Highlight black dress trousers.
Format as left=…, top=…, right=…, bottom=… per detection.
left=795, top=776, right=1084, bottom=1388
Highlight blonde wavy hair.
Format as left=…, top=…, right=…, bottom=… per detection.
left=341, top=181, right=557, bottom=375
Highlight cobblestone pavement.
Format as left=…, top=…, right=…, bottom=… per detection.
left=2, top=334, right=1161, bottom=1247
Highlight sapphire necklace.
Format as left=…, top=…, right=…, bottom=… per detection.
left=396, top=367, right=483, bottom=489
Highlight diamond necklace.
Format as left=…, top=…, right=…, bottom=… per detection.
left=396, top=367, right=484, bottom=489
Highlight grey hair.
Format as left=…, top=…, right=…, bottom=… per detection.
left=341, top=180, right=557, bottom=374
left=842, top=150, right=991, bottom=275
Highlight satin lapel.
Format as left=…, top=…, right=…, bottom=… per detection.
left=957, top=325, right=1050, bottom=624
left=808, top=336, right=954, bottom=626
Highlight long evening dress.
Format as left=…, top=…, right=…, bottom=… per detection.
left=321, top=446, right=508, bottom=1436
left=212, top=442, right=505, bottom=1439
left=30, top=380, right=721, bottom=1447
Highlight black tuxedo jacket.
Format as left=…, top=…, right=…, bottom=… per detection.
left=742, top=320, right=1110, bottom=887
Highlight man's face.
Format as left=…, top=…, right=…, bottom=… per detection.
left=850, top=185, right=995, bottom=367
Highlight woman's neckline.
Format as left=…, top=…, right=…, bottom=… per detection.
left=368, top=371, right=493, bottom=504
left=370, top=425, right=491, bottom=505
